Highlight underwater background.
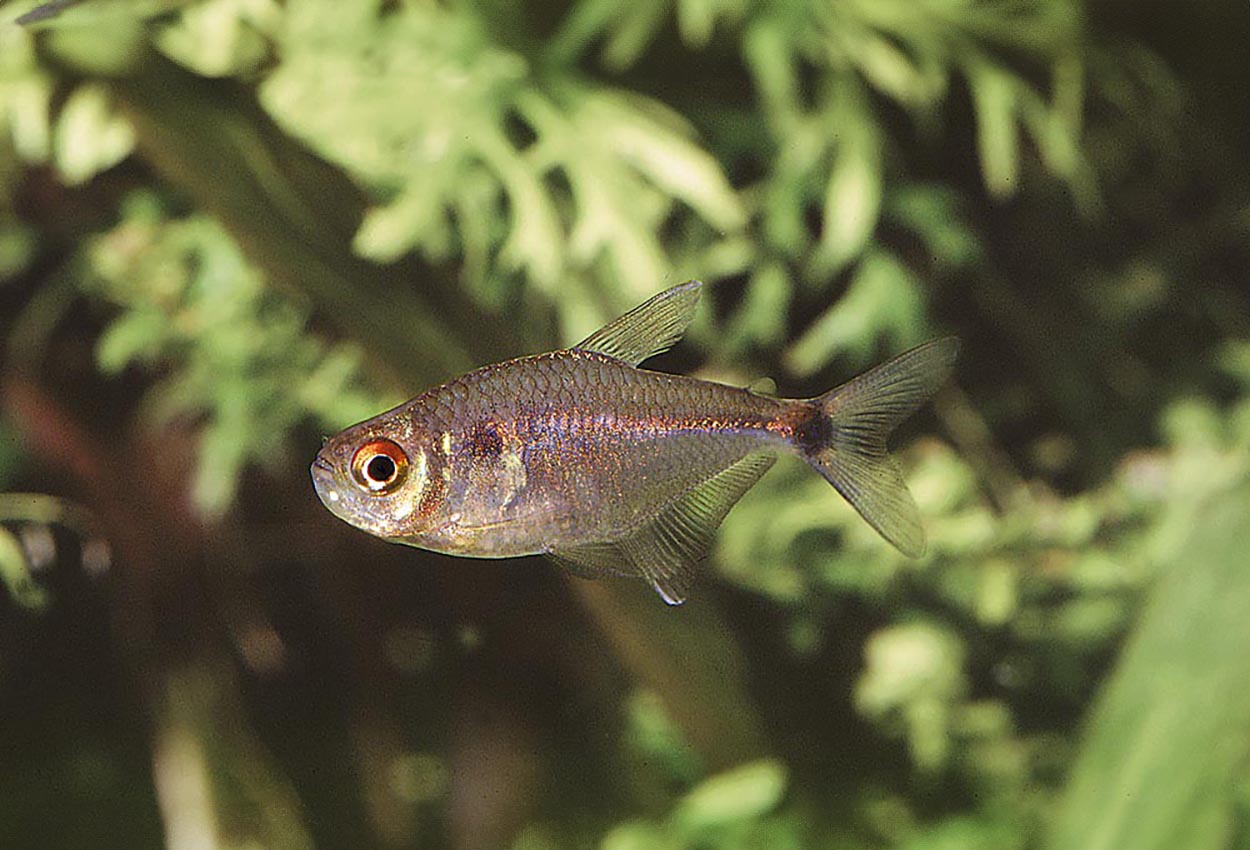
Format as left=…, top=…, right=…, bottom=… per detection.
left=1, top=1, right=1249, bottom=848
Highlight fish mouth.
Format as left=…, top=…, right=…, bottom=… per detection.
left=310, top=456, right=343, bottom=507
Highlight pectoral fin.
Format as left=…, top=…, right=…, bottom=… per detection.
left=550, top=453, right=775, bottom=604
left=573, top=281, right=702, bottom=366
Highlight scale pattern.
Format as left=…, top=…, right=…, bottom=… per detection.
left=403, top=350, right=803, bottom=556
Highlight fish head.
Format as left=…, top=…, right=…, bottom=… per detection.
left=311, top=412, right=446, bottom=542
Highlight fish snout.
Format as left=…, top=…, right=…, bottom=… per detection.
left=310, top=455, right=343, bottom=508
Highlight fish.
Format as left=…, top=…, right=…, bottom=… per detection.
left=311, top=281, right=958, bottom=604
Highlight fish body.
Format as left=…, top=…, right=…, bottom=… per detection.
left=318, top=349, right=795, bottom=556
left=312, top=282, right=958, bottom=603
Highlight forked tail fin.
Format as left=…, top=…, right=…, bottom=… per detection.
left=803, top=338, right=960, bottom=557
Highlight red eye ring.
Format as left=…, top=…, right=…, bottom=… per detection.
left=351, top=439, right=409, bottom=494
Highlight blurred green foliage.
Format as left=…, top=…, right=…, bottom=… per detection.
left=1047, top=483, right=1250, bottom=850
left=1, top=0, right=1249, bottom=849
left=85, top=192, right=384, bottom=513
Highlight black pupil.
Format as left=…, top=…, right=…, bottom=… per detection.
left=366, top=454, right=397, bottom=483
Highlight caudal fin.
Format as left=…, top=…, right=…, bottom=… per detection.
left=803, top=338, right=960, bottom=557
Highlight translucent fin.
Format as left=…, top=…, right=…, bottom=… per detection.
left=551, top=453, right=775, bottom=604
left=805, top=337, right=959, bottom=557
left=546, top=543, right=629, bottom=580
left=747, top=376, right=778, bottom=396
left=573, top=281, right=703, bottom=366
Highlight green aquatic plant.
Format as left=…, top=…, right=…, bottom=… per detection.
left=82, top=194, right=387, bottom=514
left=1, top=1, right=1248, bottom=849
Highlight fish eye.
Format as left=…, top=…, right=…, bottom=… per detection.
left=350, top=440, right=409, bottom=494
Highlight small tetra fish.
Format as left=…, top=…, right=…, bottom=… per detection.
left=311, top=282, right=958, bottom=604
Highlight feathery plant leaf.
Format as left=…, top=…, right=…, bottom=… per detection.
left=259, top=0, right=744, bottom=310
left=785, top=250, right=928, bottom=374
left=0, top=19, right=136, bottom=185
left=85, top=193, right=388, bottom=516
left=153, top=0, right=281, bottom=77
left=549, top=0, right=747, bottom=66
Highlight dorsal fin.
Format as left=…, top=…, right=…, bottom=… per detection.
left=550, top=453, right=775, bottom=604
left=573, top=281, right=703, bottom=366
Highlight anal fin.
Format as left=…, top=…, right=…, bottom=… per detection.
left=550, top=453, right=775, bottom=605
left=546, top=543, right=630, bottom=581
